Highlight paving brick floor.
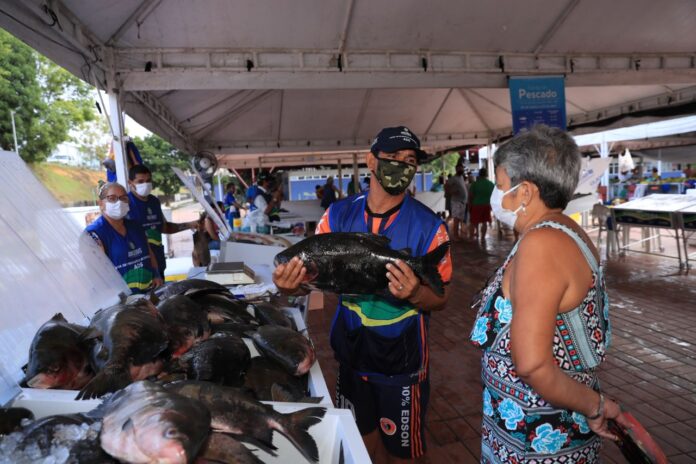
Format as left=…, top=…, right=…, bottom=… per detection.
left=307, top=226, right=696, bottom=463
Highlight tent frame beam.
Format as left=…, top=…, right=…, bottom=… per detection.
left=115, top=48, right=696, bottom=90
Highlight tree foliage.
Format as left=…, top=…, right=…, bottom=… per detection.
left=422, top=152, right=462, bottom=179
left=0, top=30, right=95, bottom=163
left=133, top=134, right=190, bottom=200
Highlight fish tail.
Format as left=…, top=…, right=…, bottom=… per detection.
left=417, top=241, right=450, bottom=296
left=278, top=407, right=327, bottom=463
left=75, top=366, right=130, bottom=400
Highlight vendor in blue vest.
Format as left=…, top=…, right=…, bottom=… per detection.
left=223, top=182, right=245, bottom=227
left=86, top=182, right=163, bottom=293
left=273, top=126, right=452, bottom=462
left=127, top=165, right=198, bottom=278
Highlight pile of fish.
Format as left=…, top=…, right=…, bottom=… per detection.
left=21, top=279, right=318, bottom=403
left=1, top=381, right=326, bottom=463
left=9, top=279, right=326, bottom=462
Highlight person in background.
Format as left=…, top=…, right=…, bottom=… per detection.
left=470, top=125, right=628, bottom=463
left=431, top=175, right=445, bottom=192
left=268, top=186, right=284, bottom=222
left=273, top=126, right=451, bottom=462
left=86, top=182, right=163, bottom=293
left=469, top=167, right=495, bottom=239
left=347, top=174, right=362, bottom=195
left=445, top=163, right=468, bottom=240
left=684, top=164, right=694, bottom=178
left=203, top=201, right=226, bottom=250
left=247, top=173, right=279, bottom=228
left=315, top=184, right=324, bottom=200
left=651, top=167, right=660, bottom=181
left=223, top=182, right=245, bottom=227
left=245, top=176, right=260, bottom=205
left=127, top=165, right=197, bottom=279
left=320, top=176, right=341, bottom=209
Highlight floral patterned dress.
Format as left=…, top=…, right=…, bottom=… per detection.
left=470, top=221, right=611, bottom=463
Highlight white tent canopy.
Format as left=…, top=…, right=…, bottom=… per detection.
left=2, top=0, right=696, bottom=167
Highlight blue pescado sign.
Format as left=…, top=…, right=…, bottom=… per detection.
left=509, top=76, right=566, bottom=134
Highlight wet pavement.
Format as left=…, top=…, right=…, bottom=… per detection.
left=307, top=225, right=696, bottom=463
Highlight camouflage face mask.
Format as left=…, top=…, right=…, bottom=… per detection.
left=375, top=157, right=417, bottom=195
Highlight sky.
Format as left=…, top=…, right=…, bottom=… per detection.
left=98, top=90, right=152, bottom=139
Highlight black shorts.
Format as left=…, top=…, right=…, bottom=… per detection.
left=335, top=364, right=429, bottom=459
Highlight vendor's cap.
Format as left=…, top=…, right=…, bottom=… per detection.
left=371, top=126, right=427, bottom=162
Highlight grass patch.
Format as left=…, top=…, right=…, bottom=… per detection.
left=30, top=163, right=105, bottom=206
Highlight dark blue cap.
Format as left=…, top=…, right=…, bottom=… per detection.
left=370, top=126, right=427, bottom=162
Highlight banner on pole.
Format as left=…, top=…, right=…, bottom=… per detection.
left=509, top=76, right=566, bottom=134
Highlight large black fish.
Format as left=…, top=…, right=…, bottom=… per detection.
left=191, top=293, right=259, bottom=326
left=157, top=295, right=211, bottom=357
left=244, top=356, right=320, bottom=403
left=251, top=302, right=296, bottom=329
left=274, top=232, right=450, bottom=295
left=95, top=381, right=211, bottom=464
left=197, top=432, right=262, bottom=464
left=154, top=279, right=229, bottom=300
left=24, top=313, right=94, bottom=390
left=168, top=335, right=251, bottom=386
left=76, top=299, right=169, bottom=400
left=164, top=381, right=326, bottom=463
left=250, top=326, right=316, bottom=376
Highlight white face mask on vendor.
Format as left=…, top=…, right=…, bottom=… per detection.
left=490, top=183, right=523, bottom=229
left=104, top=200, right=130, bottom=220
left=134, top=182, right=153, bottom=197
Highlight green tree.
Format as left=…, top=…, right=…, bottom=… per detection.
left=133, top=134, right=189, bottom=203
left=0, top=30, right=95, bottom=163
left=75, top=116, right=110, bottom=169
left=422, top=152, right=462, bottom=179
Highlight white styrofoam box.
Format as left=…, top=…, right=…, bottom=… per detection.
left=8, top=395, right=370, bottom=464
left=221, top=241, right=286, bottom=267
left=0, top=151, right=128, bottom=398
left=11, top=388, right=101, bottom=419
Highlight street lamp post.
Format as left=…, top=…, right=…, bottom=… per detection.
left=10, top=110, right=19, bottom=155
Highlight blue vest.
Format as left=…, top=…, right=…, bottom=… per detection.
left=327, top=193, right=444, bottom=384
left=248, top=186, right=271, bottom=212
left=86, top=216, right=155, bottom=294
left=246, top=185, right=259, bottom=206
left=223, top=192, right=240, bottom=220
left=127, top=192, right=165, bottom=273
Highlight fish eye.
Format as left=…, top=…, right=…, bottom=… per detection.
left=48, top=365, right=61, bottom=373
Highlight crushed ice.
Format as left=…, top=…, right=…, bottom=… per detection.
left=0, top=421, right=102, bottom=464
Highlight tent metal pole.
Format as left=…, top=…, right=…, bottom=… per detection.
left=109, top=91, right=129, bottom=189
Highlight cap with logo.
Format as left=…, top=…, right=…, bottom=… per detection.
left=370, top=126, right=427, bottom=162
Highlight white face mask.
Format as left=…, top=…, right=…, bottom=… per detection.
left=134, top=182, right=153, bottom=197
left=490, top=183, right=523, bottom=229
left=104, top=200, right=130, bottom=220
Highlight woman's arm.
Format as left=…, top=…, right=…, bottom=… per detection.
left=509, top=229, right=627, bottom=438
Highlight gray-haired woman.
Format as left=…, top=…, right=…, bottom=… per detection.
left=469, top=125, right=629, bottom=463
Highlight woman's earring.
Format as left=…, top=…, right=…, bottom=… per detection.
left=521, top=204, right=527, bottom=214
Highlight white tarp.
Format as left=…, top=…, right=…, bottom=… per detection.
left=0, top=151, right=127, bottom=392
